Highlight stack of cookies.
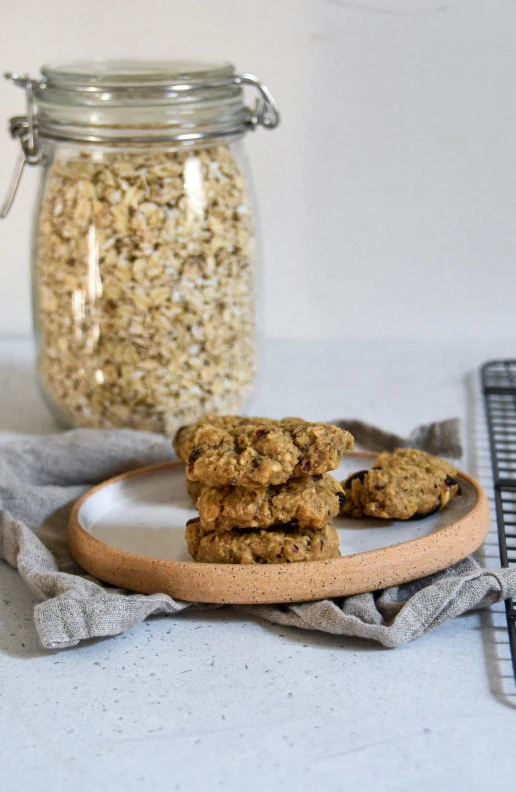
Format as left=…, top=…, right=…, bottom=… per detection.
left=173, top=415, right=354, bottom=564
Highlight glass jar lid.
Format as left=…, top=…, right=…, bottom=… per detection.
left=40, top=59, right=235, bottom=91
left=1, top=60, right=279, bottom=216
left=35, top=59, right=278, bottom=143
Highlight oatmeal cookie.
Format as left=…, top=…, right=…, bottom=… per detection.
left=182, top=419, right=354, bottom=487
left=185, top=519, right=340, bottom=564
left=196, top=474, right=345, bottom=531
left=341, top=448, right=460, bottom=520
left=173, top=414, right=301, bottom=461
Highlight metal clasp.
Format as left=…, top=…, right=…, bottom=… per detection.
left=1, top=72, right=45, bottom=218
left=235, top=74, right=280, bottom=130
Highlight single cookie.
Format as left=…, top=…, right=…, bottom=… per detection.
left=185, top=519, right=341, bottom=564
left=173, top=414, right=302, bottom=461
left=341, top=448, right=460, bottom=520
left=183, top=420, right=354, bottom=487
left=196, top=474, right=345, bottom=532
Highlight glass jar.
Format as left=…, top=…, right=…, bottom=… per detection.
left=1, top=61, right=279, bottom=434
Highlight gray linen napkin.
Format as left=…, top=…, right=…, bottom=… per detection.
left=332, top=417, right=463, bottom=458
left=1, top=429, right=514, bottom=650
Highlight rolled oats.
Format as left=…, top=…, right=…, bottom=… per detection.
left=34, top=145, right=256, bottom=434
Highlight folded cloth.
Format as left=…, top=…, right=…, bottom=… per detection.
left=0, top=428, right=513, bottom=650
left=332, top=417, right=463, bottom=458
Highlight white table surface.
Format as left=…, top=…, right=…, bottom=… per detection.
left=1, top=336, right=515, bottom=792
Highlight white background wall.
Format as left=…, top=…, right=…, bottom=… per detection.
left=0, top=0, right=515, bottom=340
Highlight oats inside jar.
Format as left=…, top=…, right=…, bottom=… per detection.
left=34, top=145, right=256, bottom=434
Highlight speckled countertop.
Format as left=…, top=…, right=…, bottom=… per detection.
left=1, top=336, right=515, bottom=792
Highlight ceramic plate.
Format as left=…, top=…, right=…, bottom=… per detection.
left=68, top=454, right=490, bottom=604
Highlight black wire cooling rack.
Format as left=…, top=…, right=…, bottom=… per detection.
left=481, top=360, right=516, bottom=682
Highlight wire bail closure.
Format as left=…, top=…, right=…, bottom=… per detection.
left=233, top=74, right=280, bottom=130
left=0, top=69, right=279, bottom=219
left=1, top=73, right=45, bottom=218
